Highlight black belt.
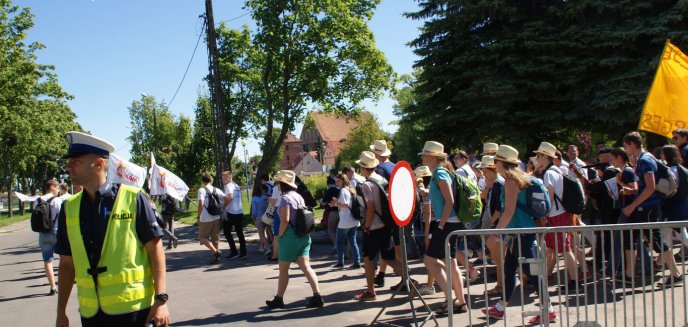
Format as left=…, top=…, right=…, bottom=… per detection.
left=87, top=266, right=108, bottom=276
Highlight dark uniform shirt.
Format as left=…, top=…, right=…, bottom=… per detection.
left=55, top=183, right=164, bottom=270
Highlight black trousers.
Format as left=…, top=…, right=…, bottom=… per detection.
left=81, top=308, right=150, bottom=327
left=224, top=213, right=246, bottom=255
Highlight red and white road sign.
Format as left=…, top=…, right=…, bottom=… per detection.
left=388, top=161, right=416, bottom=227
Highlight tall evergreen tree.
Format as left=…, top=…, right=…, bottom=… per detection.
left=406, top=0, right=688, bottom=151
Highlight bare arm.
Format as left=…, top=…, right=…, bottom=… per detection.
left=495, top=179, right=518, bottom=229
left=438, top=179, right=454, bottom=228
left=627, top=173, right=655, bottom=210
left=56, top=255, right=75, bottom=327
left=144, top=238, right=169, bottom=326
left=196, top=199, right=203, bottom=224
left=279, top=206, right=289, bottom=237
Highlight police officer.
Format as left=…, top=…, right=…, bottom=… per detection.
left=55, top=132, right=170, bottom=327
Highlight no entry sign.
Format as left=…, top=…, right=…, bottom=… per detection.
left=388, top=161, right=416, bottom=227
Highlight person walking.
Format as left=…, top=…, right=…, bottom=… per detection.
left=478, top=156, right=506, bottom=295
left=265, top=170, right=324, bottom=309
left=418, top=141, right=468, bottom=314
left=414, top=166, right=436, bottom=296
left=160, top=194, right=178, bottom=249
left=251, top=185, right=270, bottom=255
left=331, top=173, right=361, bottom=269
left=55, top=131, right=169, bottom=327
left=197, top=173, right=227, bottom=264
left=222, top=171, right=246, bottom=259
left=35, top=179, right=62, bottom=296
left=482, top=145, right=556, bottom=323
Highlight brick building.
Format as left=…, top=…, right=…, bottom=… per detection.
left=279, top=133, right=304, bottom=170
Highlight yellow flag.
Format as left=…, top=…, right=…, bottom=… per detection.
left=639, top=41, right=688, bottom=138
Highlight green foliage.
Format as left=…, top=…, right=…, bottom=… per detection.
left=127, top=95, right=192, bottom=174
left=0, top=1, right=80, bottom=210
left=178, top=94, right=216, bottom=190
left=405, top=0, right=688, bottom=152
left=336, top=113, right=388, bottom=169
left=243, top=0, right=395, bottom=193
left=299, top=173, right=327, bottom=201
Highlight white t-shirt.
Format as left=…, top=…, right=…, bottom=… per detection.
left=337, top=188, right=359, bottom=229
left=198, top=185, right=226, bottom=222
left=543, top=166, right=565, bottom=216
left=224, top=182, right=243, bottom=214
left=271, top=185, right=282, bottom=207
left=58, top=192, right=72, bottom=201
left=35, top=193, right=62, bottom=231
left=456, top=164, right=477, bottom=184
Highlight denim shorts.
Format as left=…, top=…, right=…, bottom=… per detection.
left=38, top=231, right=57, bottom=263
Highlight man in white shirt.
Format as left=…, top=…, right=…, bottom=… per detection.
left=535, top=142, right=580, bottom=287
left=222, top=171, right=246, bottom=259
left=35, top=179, right=63, bottom=295
left=342, top=166, right=365, bottom=189
left=453, top=150, right=477, bottom=183
left=197, top=173, right=227, bottom=264
left=58, top=183, right=71, bottom=201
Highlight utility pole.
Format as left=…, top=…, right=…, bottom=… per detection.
left=204, top=0, right=229, bottom=186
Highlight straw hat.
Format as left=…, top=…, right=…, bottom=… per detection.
left=356, top=151, right=380, bottom=169
left=494, top=145, right=520, bottom=164
left=477, top=155, right=496, bottom=169
left=533, top=142, right=557, bottom=158
left=370, top=140, right=392, bottom=157
left=274, top=170, right=298, bottom=189
left=417, top=141, right=448, bottom=158
left=529, top=156, right=539, bottom=169
left=414, top=166, right=432, bottom=179
left=482, top=142, right=499, bottom=155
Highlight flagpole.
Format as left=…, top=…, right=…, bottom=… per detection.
left=638, top=39, right=671, bottom=132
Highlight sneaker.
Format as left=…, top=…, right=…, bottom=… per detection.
left=306, top=294, right=325, bottom=308
left=265, top=296, right=284, bottom=309
left=226, top=251, right=239, bottom=259
left=238, top=253, right=247, bottom=260
left=331, top=263, right=344, bottom=269
left=349, top=263, right=362, bottom=269
left=258, top=247, right=265, bottom=254
left=354, top=290, right=376, bottom=301
left=47, top=288, right=57, bottom=296
left=418, top=284, right=435, bottom=295
left=528, top=311, right=557, bottom=324
left=482, top=305, right=504, bottom=319
left=374, top=273, right=385, bottom=287
left=172, top=238, right=178, bottom=249
left=166, top=245, right=173, bottom=250
left=660, top=275, right=684, bottom=287
left=389, top=280, right=407, bottom=292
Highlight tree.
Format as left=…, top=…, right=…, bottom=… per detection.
left=216, top=24, right=262, bottom=168
left=406, top=0, right=688, bottom=152
left=336, top=113, right=387, bottom=169
left=244, top=0, right=395, bottom=193
left=392, top=72, right=428, bottom=164
left=127, top=95, right=192, bottom=173
left=173, top=94, right=215, bottom=191
left=0, top=1, right=80, bottom=216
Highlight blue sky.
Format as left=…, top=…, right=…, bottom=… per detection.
left=16, top=0, right=423, bottom=161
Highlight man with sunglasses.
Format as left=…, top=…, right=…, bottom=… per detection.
left=671, top=128, right=688, bottom=168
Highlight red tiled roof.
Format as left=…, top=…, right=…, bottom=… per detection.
left=309, top=112, right=361, bottom=142
left=284, top=133, right=301, bottom=143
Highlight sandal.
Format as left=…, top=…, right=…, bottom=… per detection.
left=486, top=286, right=502, bottom=295
left=435, top=302, right=467, bottom=315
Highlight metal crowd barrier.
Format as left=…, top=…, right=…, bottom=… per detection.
left=443, top=221, right=688, bottom=327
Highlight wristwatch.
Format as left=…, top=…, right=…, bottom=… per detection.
left=155, top=293, right=169, bottom=303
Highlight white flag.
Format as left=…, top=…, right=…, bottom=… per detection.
left=149, top=155, right=189, bottom=201
left=14, top=192, right=39, bottom=203
left=107, top=153, right=147, bottom=188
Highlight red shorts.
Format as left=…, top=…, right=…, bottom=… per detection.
left=544, top=212, right=573, bottom=252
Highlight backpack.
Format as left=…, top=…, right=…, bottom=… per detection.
left=31, top=196, right=56, bottom=233
left=363, top=179, right=396, bottom=229
left=434, top=168, right=482, bottom=223
left=674, top=164, right=688, bottom=199
left=548, top=166, right=586, bottom=214
left=517, top=177, right=552, bottom=219
left=203, top=187, right=223, bottom=216
left=648, top=153, right=678, bottom=199
left=351, top=183, right=367, bottom=222
left=294, top=207, right=315, bottom=236
left=162, top=195, right=177, bottom=215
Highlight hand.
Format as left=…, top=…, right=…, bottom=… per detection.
left=56, top=313, right=69, bottom=327
left=622, top=205, right=634, bottom=218
left=487, top=235, right=499, bottom=249
left=145, top=302, right=170, bottom=327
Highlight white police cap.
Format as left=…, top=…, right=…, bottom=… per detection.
left=63, top=131, right=115, bottom=159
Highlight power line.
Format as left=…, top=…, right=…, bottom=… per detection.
left=167, top=20, right=206, bottom=108
left=216, top=12, right=250, bottom=25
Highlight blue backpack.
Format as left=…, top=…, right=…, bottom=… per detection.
left=517, top=177, right=551, bottom=219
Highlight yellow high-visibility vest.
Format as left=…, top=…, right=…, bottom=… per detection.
left=65, top=184, right=154, bottom=318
